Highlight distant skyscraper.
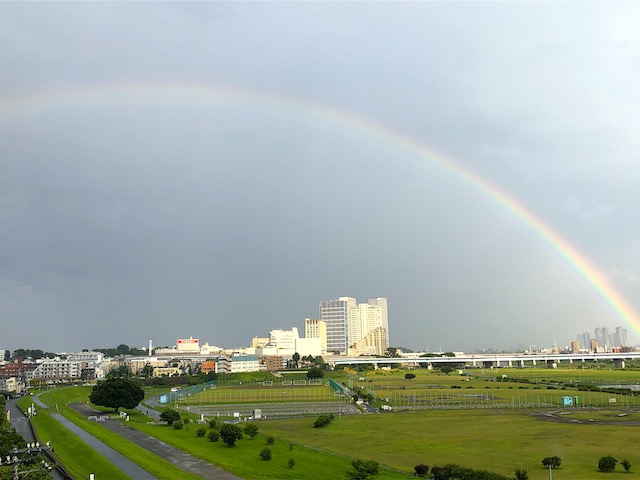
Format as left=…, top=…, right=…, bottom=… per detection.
left=319, top=297, right=356, bottom=354
left=614, top=327, right=628, bottom=347
left=595, top=327, right=611, bottom=348
left=577, top=332, right=591, bottom=350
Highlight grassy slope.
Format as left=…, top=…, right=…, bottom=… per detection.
left=35, top=387, right=201, bottom=480
left=21, top=401, right=132, bottom=480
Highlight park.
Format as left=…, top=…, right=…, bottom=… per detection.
left=16, top=364, right=640, bottom=479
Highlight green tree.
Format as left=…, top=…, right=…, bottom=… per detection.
left=414, top=464, right=429, bottom=477
left=106, top=365, right=133, bottom=379
left=116, top=344, right=130, bottom=355
left=220, top=424, right=243, bottom=447
left=159, top=409, right=181, bottom=425
left=621, top=459, right=631, bottom=472
left=314, top=415, right=332, bottom=428
left=207, top=430, right=220, bottom=442
left=307, top=367, right=325, bottom=379
left=598, top=456, right=617, bottom=473
left=288, top=458, right=295, bottom=469
left=259, top=447, right=272, bottom=461
left=346, top=460, right=379, bottom=480
left=440, top=366, right=454, bottom=375
left=542, top=456, right=561, bottom=469
left=514, top=469, right=529, bottom=480
left=404, top=373, right=416, bottom=380
left=244, top=423, right=259, bottom=439
left=292, top=352, right=300, bottom=368
left=89, top=377, right=144, bottom=412
left=196, top=427, right=206, bottom=437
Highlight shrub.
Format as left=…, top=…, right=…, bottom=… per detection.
left=621, top=459, right=631, bottom=472
left=404, top=373, right=416, bottom=380
left=598, top=455, right=617, bottom=472
left=220, top=424, right=243, bottom=447
left=207, top=430, right=219, bottom=442
left=514, top=469, right=529, bottom=480
left=414, top=464, right=429, bottom=477
left=266, top=436, right=275, bottom=445
left=288, top=458, right=295, bottom=469
left=259, top=448, right=272, bottom=461
left=542, top=456, right=561, bottom=469
left=346, top=460, right=379, bottom=480
left=196, top=427, right=206, bottom=437
left=160, top=408, right=181, bottom=426
left=208, top=418, right=217, bottom=429
left=172, top=420, right=184, bottom=430
left=314, top=415, right=332, bottom=428
left=244, top=423, right=259, bottom=439
left=289, top=442, right=294, bottom=451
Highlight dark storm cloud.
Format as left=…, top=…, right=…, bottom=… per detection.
left=1, top=2, right=639, bottom=352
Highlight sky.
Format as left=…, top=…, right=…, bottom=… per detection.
left=1, top=2, right=640, bottom=353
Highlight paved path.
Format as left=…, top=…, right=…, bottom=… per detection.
left=7, top=398, right=68, bottom=480
left=70, top=403, right=242, bottom=480
left=51, top=412, right=158, bottom=479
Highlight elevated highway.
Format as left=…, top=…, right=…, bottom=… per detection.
left=327, top=352, right=640, bottom=368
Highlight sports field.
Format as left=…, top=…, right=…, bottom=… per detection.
left=26, top=366, right=640, bottom=479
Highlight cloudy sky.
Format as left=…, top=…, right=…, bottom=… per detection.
left=1, top=3, right=639, bottom=353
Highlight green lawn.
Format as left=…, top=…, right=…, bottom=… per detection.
left=261, top=408, right=640, bottom=479
left=125, top=410, right=411, bottom=480
left=33, top=387, right=201, bottom=480
left=20, top=399, right=132, bottom=480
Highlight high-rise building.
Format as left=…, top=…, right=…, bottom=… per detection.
left=595, top=327, right=611, bottom=348
left=613, top=327, right=628, bottom=347
left=368, top=297, right=389, bottom=342
left=576, top=332, right=591, bottom=350
left=304, top=319, right=327, bottom=353
left=319, top=297, right=356, bottom=354
left=570, top=340, right=580, bottom=353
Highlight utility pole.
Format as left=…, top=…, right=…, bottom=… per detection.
left=0, top=442, right=55, bottom=479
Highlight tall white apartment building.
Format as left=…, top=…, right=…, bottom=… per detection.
left=319, top=297, right=356, bottom=354
left=348, top=298, right=390, bottom=355
left=368, top=297, right=389, bottom=341
left=319, top=296, right=390, bottom=356
left=304, top=319, right=327, bottom=353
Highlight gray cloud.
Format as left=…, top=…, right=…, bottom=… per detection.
left=1, top=2, right=639, bottom=352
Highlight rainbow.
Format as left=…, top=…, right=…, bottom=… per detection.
left=3, top=82, right=639, bottom=335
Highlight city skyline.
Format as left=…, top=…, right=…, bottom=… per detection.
left=2, top=3, right=640, bottom=352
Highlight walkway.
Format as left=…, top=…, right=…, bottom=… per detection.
left=50, top=412, right=157, bottom=479
left=6, top=398, right=67, bottom=480
left=70, top=403, right=242, bottom=480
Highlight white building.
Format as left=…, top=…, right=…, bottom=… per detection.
left=304, top=319, right=327, bottom=353
left=269, top=328, right=300, bottom=351
left=216, top=355, right=262, bottom=374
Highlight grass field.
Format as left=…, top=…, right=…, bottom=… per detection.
left=34, top=387, right=201, bottom=480
left=344, top=368, right=640, bottom=409
left=260, top=407, right=640, bottom=479
left=26, top=367, right=640, bottom=479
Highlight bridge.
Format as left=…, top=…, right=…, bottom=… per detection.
left=328, top=352, right=640, bottom=369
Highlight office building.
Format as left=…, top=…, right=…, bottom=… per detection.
left=320, top=297, right=356, bottom=354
